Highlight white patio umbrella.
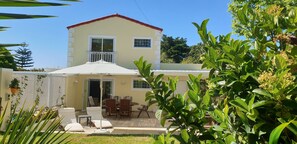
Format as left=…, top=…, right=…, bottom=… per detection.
left=50, top=60, right=137, bottom=131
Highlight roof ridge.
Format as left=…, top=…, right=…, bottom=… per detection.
left=67, top=14, right=163, bottom=31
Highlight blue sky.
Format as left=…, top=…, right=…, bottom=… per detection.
left=0, top=0, right=232, bottom=68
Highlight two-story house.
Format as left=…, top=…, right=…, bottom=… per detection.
left=61, top=14, right=208, bottom=111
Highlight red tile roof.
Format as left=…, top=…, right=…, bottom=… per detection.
left=67, top=14, right=163, bottom=31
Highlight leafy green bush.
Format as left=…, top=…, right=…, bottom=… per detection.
left=135, top=0, right=297, bottom=143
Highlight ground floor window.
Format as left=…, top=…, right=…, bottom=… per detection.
left=133, top=80, right=150, bottom=89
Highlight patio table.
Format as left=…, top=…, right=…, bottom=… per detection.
left=78, top=115, right=92, bottom=126
left=131, top=102, right=139, bottom=106
left=105, top=101, right=139, bottom=107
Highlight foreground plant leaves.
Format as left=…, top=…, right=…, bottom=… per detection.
left=1, top=102, right=69, bottom=144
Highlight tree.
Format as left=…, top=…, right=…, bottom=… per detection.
left=14, top=47, right=34, bottom=69
left=161, top=35, right=190, bottom=63
left=182, top=43, right=206, bottom=64
left=0, top=47, right=17, bottom=70
left=135, top=0, right=297, bottom=143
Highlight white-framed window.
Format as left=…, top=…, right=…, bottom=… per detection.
left=91, top=38, right=114, bottom=52
left=134, top=38, right=151, bottom=48
left=133, top=80, right=150, bottom=89
left=88, top=35, right=116, bottom=62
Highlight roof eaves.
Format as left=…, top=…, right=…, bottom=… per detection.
left=67, top=14, right=163, bottom=32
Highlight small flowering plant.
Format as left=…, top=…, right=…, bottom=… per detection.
left=9, top=78, right=20, bottom=89
left=257, top=51, right=297, bottom=96
left=9, top=78, right=20, bottom=95
left=258, top=70, right=295, bottom=96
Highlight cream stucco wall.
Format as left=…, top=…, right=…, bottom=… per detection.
left=68, top=16, right=162, bottom=69
left=65, top=75, right=150, bottom=111
left=64, top=74, right=195, bottom=111
left=65, top=75, right=81, bottom=108
left=0, top=68, right=12, bottom=130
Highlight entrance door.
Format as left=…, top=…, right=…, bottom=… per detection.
left=88, top=79, right=113, bottom=106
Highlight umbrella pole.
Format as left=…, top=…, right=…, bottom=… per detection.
left=94, top=75, right=110, bottom=133
left=100, top=75, right=103, bottom=130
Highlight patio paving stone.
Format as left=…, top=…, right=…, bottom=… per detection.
left=75, top=110, right=173, bottom=135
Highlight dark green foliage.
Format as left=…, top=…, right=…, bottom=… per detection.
left=182, top=43, right=206, bottom=64
left=14, top=47, right=34, bottom=69
left=0, top=47, right=17, bottom=70
left=135, top=57, right=214, bottom=143
left=135, top=0, right=297, bottom=143
left=161, top=35, right=190, bottom=63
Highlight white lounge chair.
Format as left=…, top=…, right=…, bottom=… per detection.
left=88, top=96, right=96, bottom=107
left=58, top=107, right=84, bottom=132
left=86, top=107, right=113, bottom=128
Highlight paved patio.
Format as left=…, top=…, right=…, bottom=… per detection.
left=75, top=110, right=173, bottom=135
left=107, top=111, right=168, bottom=127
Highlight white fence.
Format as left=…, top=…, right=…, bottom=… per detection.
left=13, top=72, right=66, bottom=110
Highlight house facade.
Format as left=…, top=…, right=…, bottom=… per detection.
left=67, top=14, right=162, bottom=69
left=64, top=14, right=208, bottom=111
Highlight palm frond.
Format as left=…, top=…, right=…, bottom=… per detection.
left=0, top=43, right=26, bottom=47
left=0, top=1, right=66, bottom=7
left=0, top=13, right=54, bottom=20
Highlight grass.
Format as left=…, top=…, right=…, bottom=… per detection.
left=67, top=134, right=155, bottom=144
left=0, top=134, right=155, bottom=144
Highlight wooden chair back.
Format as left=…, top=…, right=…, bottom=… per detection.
left=119, top=99, right=131, bottom=117
left=123, top=96, right=132, bottom=101
left=112, top=96, right=121, bottom=103
left=105, top=99, right=117, bottom=116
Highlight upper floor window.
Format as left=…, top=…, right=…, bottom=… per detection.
left=89, top=37, right=114, bottom=62
left=91, top=38, right=113, bottom=52
left=134, top=38, right=151, bottom=48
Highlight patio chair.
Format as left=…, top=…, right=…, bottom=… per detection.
left=88, top=96, right=96, bottom=107
left=137, top=105, right=150, bottom=118
left=123, top=96, right=132, bottom=101
left=105, top=99, right=118, bottom=117
left=58, top=107, right=84, bottom=132
left=112, top=96, right=121, bottom=103
left=86, top=107, right=113, bottom=128
left=119, top=99, right=131, bottom=118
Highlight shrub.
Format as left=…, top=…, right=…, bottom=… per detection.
left=135, top=0, right=297, bottom=143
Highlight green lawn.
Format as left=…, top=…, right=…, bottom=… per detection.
left=0, top=133, right=162, bottom=143
left=67, top=134, right=156, bottom=144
